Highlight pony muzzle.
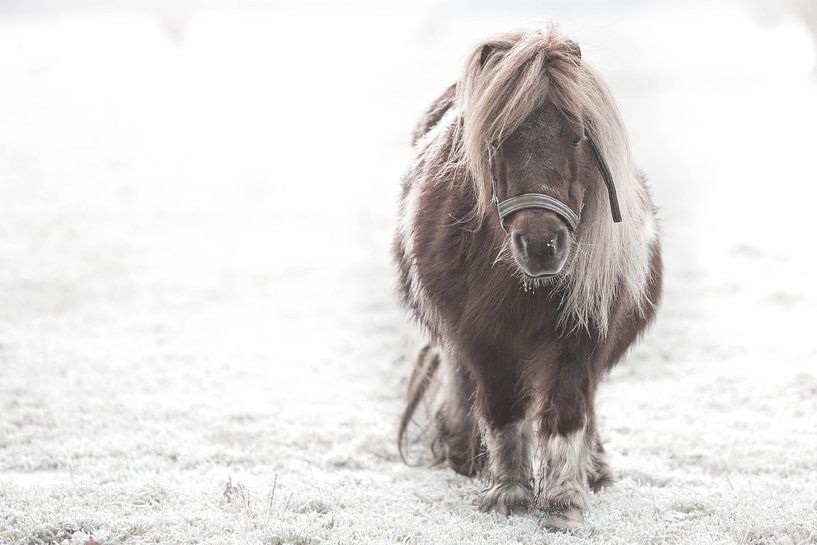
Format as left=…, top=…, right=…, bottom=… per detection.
left=495, top=190, right=576, bottom=278
left=508, top=211, right=571, bottom=278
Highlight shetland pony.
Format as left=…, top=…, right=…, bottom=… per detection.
left=394, top=28, right=662, bottom=530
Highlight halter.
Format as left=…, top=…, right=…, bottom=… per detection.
left=493, top=134, right=623, bottom=232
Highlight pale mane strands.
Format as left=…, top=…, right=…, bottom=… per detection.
left=455, top=30, right=550, bottom=214
left=556, top=61, right=654, bottom=334
left=454, top=27, right=654, bottom=333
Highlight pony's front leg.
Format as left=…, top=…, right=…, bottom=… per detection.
left=473, top=367, right=533, bottom=516
left=534, top=359, right=596, bottom=530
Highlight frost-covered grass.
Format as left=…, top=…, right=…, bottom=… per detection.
left=1, top=2, right=816, bottom=544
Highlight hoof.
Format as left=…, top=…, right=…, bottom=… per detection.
left=538, top=505, right=584, bottom=531
left=589, top=473, right=614, bottom=492
left=589, top=462, right=614, bottom=492
left=477, top=482, right=531, bottom=516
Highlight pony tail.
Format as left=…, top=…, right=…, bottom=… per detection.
left=397, top=344, right=442, bottom=465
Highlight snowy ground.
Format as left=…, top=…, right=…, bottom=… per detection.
left=1, top=1, right=816, bottom=544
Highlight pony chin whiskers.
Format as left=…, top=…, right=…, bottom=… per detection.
left=517, top=268, right=563, bottom=293
left=491, top=238, right=513, bottom=269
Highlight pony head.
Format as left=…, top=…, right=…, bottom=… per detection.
left=453, top=26, right=655, bottom=331
left=491, top=98, right=595, bottom=278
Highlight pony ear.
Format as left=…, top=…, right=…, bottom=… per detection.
left=564, top=40, right=582, bottom=62
left=479, top=44, right=494, bottom=68
left=562, top=40, right=582, bottom=66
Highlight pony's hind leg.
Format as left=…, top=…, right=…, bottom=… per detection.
left=587, top=417, right=614, bottom=492
left=433, top=355, right=485, bottom=476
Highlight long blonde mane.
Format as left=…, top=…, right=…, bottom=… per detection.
left=451, top=27, right=657, bottom=334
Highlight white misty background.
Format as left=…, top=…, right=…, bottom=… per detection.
left=0, top=1, right=815, bottom=544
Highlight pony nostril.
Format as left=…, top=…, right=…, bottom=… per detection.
left=545, top=238, right=558, bottom=257
left=512, top=232, right=529, bottom=256
left=547, top=228, right=568, bottom=256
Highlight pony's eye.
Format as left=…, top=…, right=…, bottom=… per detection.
left=571, top=135, right=583, bottom=147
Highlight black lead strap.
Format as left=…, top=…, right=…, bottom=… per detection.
left=586, top=134, right=623, bottom=223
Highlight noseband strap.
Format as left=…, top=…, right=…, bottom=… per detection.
left=496, top=193, right=579, bottom=232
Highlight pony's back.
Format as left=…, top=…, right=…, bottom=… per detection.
left=410, top=84, right=456, bottom=147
